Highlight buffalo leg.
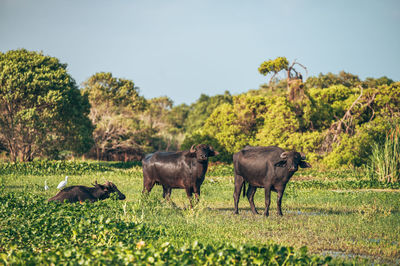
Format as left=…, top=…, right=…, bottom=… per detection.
left=276, top=187, right=285, bottom=216
left=263, top=164, right=277, bottom=217
left=162, top=186, right=172, bottom=200
left=233, top=174, right=244, bottom=214
left=142, top=177, right=155, bottom=194
left=185, top=187, right=194, bottom=208
left=247, top=185, right=258, bottom=214
left=263, top=186, right=272, bottom=217
left=193, top=186, right=201, bottom=202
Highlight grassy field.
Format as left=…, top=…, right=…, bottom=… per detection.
left=1, top=161, right=399, bottom=264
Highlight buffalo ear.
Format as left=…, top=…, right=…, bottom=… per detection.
left=300, top=161, right=311, bottom=168
left=103, top=181, right=113, bottom=191
left=97, top=183, right=108, bottom=191
left=275, top=160, right=287, bottom=168
left=184, top=150, right=196, bottom=158
left=300, top=152, right=306, bottom=160
left=209, top=146, right=219, bottom=156
left=211, top=150, right=219, bottom=156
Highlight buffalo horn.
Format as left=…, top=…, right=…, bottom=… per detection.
left=280, top=152, right=289, bottom=159
left=190, top=144, right=197, bottom=153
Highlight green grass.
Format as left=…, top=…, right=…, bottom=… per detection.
left=1, top=161, right=399, bottom=264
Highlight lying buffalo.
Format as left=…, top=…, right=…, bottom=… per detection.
left=48, top=181, right=126, bottom=203
left=142, top=144, right=219, bottom=205
left=233, top=146, right=311, bottom=216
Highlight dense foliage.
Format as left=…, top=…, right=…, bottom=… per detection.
left=1, top=49, right=399, bottom=174
left=0, top=49, right=93, bottom=162
left=187, top=80, right=400, bottom=172
left=80, top=73, right=233, bottom=160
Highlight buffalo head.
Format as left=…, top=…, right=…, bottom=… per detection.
left=276, top=151, right=311, bottom=172
left=189, top=144, right=219, bottom=162
left=94, top=181, right=126, bottom=200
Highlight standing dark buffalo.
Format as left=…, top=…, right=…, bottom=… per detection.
left=233, top=146, right=311, bottom=216
left=48, top=181, right=126, bottom=203
left=142, top=144, right=219, bottom=205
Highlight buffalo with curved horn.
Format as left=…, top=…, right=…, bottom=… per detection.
left=233, top=146, right=311, bottom=216
left=142, top=144, right=219, bottom=206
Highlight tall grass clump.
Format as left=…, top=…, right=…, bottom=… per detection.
left=368, top=125, right=400, bottom=183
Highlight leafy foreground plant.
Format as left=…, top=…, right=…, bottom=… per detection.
left=0, top=191, right=335, bottom=265
left=2, top=241, right=333, bottom=265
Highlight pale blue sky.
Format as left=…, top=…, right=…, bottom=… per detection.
left=1, top=0, right=399, bottom=105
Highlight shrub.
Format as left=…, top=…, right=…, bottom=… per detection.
left=323, top=117, right=392, bottom=168
left=368, top=125, right=400, bottom=183
left=254, top=96, right=300, bottom=146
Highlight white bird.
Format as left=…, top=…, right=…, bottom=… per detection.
left=57, top=176, right=68, bottom=190
left=44, top=180, right=49, bottom=191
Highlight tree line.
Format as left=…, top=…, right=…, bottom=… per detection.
left=1, top=49, right=399, bottom=168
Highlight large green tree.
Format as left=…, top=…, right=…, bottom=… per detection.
left=81, top=72, right=149, bottom=160
left=82, top=72, right=146, bottom=111
left=0, top=49, right=93, bottom=161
